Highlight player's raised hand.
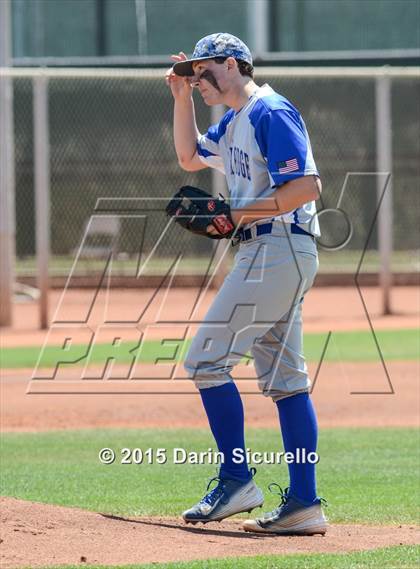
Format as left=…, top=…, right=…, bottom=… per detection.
left=165, top=52, right=193, bottom=100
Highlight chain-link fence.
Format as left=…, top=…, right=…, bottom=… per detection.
left=9, top=67, right=420, bottom=281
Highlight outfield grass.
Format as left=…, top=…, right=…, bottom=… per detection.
left=1, top=428, right=418, bottom=525
left=15, top=250, right=420, bottom=276
left=25, top=546, right=420, bottom=569
left=1, top=328, right=419, bottom=369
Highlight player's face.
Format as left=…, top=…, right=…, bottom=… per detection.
left=190, top=60, right=230, bottom=104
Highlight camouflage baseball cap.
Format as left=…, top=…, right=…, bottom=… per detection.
left=173, top=33, right=253, bottom=77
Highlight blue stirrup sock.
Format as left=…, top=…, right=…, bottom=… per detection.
left=199, top=382, right=250, bottom=482
left=276, top=392, right=318, bottom=505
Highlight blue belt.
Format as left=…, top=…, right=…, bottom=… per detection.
left=238, top=222, right=314, bottom=242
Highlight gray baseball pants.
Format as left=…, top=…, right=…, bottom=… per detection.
left=184, top=221, right=318, bottom=400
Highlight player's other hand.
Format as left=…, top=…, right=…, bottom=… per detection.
left=165, top=52, right=193, bottom=100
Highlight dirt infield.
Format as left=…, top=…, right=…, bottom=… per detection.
left=1, top=497, right=419, bottom=569
left=1, top=286, right=419, bottom=431
left=1, top=361, right=418, bottom=431
left=2, top=286, right=419, bottom=347
left=1, top=286, right=418, bottom=431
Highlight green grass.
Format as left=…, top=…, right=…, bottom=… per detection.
left=26, top=546, right=420, bottom=569
left=1, top=328, right=419, bottom=369
left=1, top=428, right=419, bottom=524
left=15, top=250, right=420, bottom=276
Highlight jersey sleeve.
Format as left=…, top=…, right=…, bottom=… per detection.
left=197, top=123, right=226, bottom=174
left=253, top=109, right=318, bottom=187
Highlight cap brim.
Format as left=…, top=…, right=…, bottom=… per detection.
left=173, top=56, right=215, bottom=77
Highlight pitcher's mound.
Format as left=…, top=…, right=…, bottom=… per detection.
left=1, top=497, right=419, bottom=568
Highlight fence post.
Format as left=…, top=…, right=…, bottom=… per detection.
left=135, top=0, right=148, bottom=56
left=375, top=70, right=393, bottom=315
left=0, top=0, right=15, bottom=327
left=33, top=75, right=50, bottom=329
left=210, top=104, right=229, bottom=289
left=247, top=0, right=269, bottom=58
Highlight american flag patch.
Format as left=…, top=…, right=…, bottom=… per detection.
left=278, top=158, right=299, bottom=174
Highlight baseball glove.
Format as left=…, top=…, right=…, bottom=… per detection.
left=166, top=185, right=235, bottom=240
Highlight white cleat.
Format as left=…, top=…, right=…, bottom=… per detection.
left=183, top=472, right=264, bottom=524
left=243, top=485, right=328, bottom=535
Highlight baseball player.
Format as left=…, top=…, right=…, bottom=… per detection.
left=165, top=33, right=327, bottom=535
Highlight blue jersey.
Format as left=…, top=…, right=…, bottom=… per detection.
left=197, top=84, right=320, bottom=235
